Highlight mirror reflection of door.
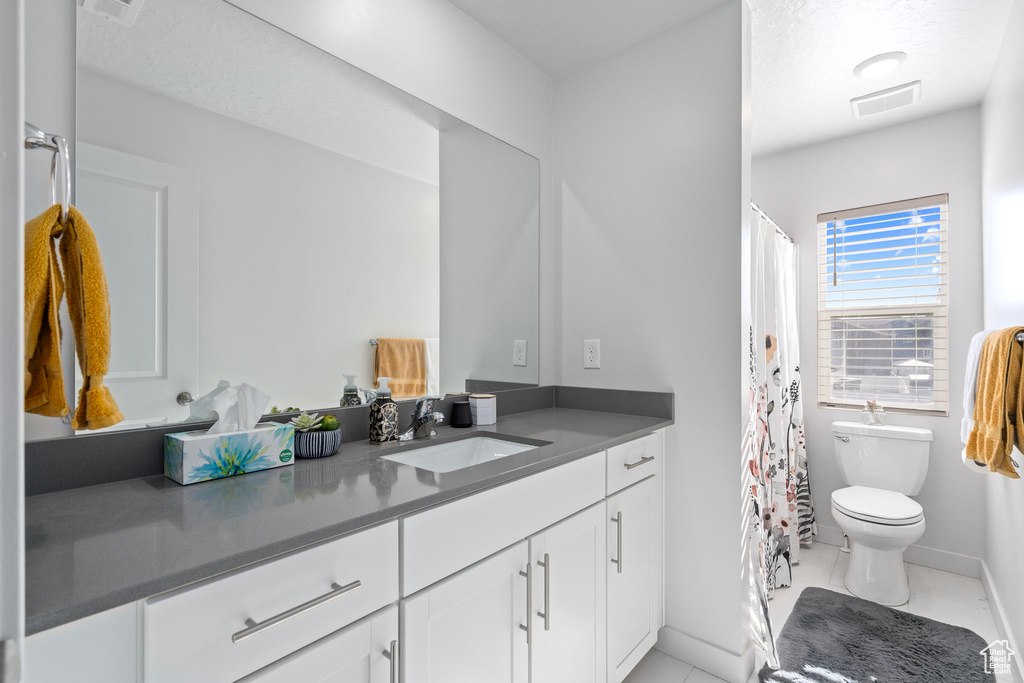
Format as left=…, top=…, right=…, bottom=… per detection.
left=75, top=142, right=199, bottom=430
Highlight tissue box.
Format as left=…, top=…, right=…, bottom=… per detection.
left=164, top=422, right=295, bottom=485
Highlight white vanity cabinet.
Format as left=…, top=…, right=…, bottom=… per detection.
left=24, top=429, right=666, bottom=683
left=401, top=504, right=608, bottom=683
left=402, top=541, right=530, bottom=683
left=145, top=520, right=398, bottom=683
left=239, top=605, right=398, bottom=683
left=607, top=475, right=663, bottom=683
left=529, top=503, right=608, bottom=683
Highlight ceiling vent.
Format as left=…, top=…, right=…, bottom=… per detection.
left=79, top=0, right=146, bottom=27
left=850, top=81, right=921, bottom=118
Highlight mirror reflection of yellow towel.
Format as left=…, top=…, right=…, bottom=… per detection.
left=374, top=338, right=427, bottom=399
left=23, top=203, right=124, bottom=430
left=24, top=204, right=68, bottom=418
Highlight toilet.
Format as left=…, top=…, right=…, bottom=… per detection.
left=830, top=421, right=932, bottom=606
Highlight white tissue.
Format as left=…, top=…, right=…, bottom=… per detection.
left=182, top=379, right=232, bottom=423
left=207, top=383, right=272, bottom=434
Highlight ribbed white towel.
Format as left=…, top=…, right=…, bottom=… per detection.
left=962, top=329, right=995, bottom=444
left=425, top=338, right=440, bottom=397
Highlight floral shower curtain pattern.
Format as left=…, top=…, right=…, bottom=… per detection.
left=747, top=206, right=816, bottom=665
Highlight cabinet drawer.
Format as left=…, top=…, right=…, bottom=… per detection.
left=402, top=452, right=605, bottom=595
left=144, top=520, right=398, bottom=683
left=606, top=432, right=662, bottom=495
left=240, top=605, right=397, bottom=683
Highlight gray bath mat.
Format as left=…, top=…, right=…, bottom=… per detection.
left=760, top=587, right=995, bottom=682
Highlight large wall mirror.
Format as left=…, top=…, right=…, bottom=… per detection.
left=66, top=0, right=539, bottom=434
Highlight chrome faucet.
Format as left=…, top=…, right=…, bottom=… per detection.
left=398, top=396, right=445, bottom=441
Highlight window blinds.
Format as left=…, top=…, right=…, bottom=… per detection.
left=817, top=194, right=949, bottom=415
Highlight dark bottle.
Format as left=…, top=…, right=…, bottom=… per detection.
left=369, top=377, right=399, bottom=443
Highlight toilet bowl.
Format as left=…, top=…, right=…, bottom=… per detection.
left=831, top=422, right=932, bottom=606
left=830, top=485, right=925, bottom=605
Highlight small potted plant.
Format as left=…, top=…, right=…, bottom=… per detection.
left=289, top=412, right=342, bottom=459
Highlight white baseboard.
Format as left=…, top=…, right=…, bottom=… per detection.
left=656, top=626, right=753, bottom=683
left=811, top=524, right=844, bottom=547
left=981, top=560, right=1024, bottom=683
left=813, top=523, right=982, bottom=578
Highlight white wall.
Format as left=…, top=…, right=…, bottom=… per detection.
left=753, top=107, right=987, bottom=572
left=981, top=0, right=1024, bottom=667
left=554, top=2, right=752, bottom=680
left=440, top=122, right=540, bottom=392
left=228, top=0, right=558, bottom=384
left=78, top=69, right=439, bottom=409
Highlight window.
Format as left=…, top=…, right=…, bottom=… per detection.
left=817, top=194, right=949, bottom=415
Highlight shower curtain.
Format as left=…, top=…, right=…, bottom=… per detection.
left=747, top=206, right=816, bottom=667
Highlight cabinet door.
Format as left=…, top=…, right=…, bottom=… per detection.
left=241, top=605, right=397, bottom=683
left=402, top=542, right=528, bottom=683
left=607, top=476, right=661, bottom=683
left=530, top=503, right=607, bottom=683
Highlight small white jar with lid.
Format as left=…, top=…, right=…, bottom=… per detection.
left=469, top=393, right=497, bottom=425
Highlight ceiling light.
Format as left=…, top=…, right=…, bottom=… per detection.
left=853, top=52, right=907, bottom=79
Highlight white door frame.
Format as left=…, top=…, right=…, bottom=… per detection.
left=0, top=0, right=26, bottom=679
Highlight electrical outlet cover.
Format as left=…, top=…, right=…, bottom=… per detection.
left=513, top=340, right=527, bottom=366
left=584, top=339, right=600, bottom=369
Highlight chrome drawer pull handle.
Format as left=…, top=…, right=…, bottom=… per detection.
left=537, top=553, right=550, bottom=631
left=624, top=454, right=655, bottom=470
left=382, top=639, right=399, bottom=683
left=231, top=580, right=361, bottom=643
left=611, top=512, right=623, bottom=574
left=834, top=435, right=850, bottom=443
left=518, top=563, right=532, bottom=644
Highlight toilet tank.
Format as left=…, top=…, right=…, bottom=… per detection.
left=832, top=421, right=932, bottom=495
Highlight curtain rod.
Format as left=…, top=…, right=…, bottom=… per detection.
left=751, top=202, right=795, bottom=244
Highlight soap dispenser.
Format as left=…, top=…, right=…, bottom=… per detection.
left=369, top=377, right=399, bottom=444
left=341, top=375, right=361, bottom=407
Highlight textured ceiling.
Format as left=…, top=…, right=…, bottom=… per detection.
left=78, top=0, right=446, bottom=185
left=752, top=0, right=1015, bottom=156
left=448, top=0, right=726, bottom=78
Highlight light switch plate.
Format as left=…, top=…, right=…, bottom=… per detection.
left=584, top=339, right=600, bottom=369
left=513, top=340, right=527, bottom=366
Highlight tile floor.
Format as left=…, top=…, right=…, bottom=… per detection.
left=625, top=541, right=1006, bottom=683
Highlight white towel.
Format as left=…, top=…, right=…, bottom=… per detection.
left=962, top=329, right=995, bottom=444
left=425, top=338, right=440, bottom=397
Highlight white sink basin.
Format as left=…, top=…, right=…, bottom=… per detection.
left=381, top=436, right=537, bottom=473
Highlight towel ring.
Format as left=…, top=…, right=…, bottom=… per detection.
left=24, top=121, right=70, bottom=228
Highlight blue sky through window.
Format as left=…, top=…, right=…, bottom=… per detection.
left=824, top=206, right=943, bottom=308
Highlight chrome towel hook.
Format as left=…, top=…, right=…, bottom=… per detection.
left=24, top=121, right=70, bottom=226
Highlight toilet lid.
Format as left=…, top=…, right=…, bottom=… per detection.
left=831, top=486, right=924, bottom=525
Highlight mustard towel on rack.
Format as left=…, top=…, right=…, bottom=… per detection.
left=965, top=326, right=1024, bottom=478
left=24, top=204, right=68, bottom=418
left=374, top=338, right=427, bottom=399
left=59, top=206, right=124, bottom=430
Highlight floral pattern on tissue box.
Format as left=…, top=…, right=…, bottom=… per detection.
left=164, top=423, right=295, bottom=485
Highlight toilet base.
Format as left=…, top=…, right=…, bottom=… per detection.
left=844, top=541, right=909, bottom=606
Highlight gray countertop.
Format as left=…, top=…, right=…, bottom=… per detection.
left=26, top=407, right=672, bottom=635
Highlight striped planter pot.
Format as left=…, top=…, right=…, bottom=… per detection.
left=294, top=428, right=342, bottom=459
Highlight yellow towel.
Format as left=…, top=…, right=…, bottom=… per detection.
left=24, top=204, right=68, bottom=418
left=59, top=206, right=124, bottom=430
left=374, top=338, right=427, bottom=399
left=966, top=326, right=1024, bottom=478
